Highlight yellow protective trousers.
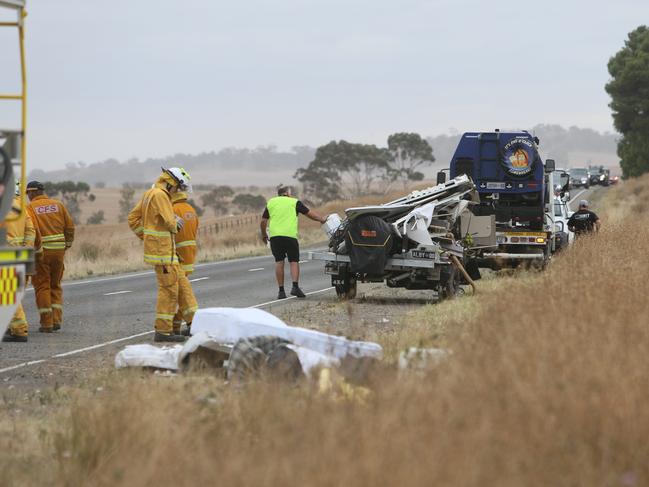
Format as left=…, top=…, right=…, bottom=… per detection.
left=33, top=249, right=65, bottom=329
left=155, top=264, right=198, bottom=334
left=172, top=268, right=193, bottom=332
left=9, top=303, right=28, bottom=337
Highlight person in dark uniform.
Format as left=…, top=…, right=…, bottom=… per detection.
left=568, top=200, right=601, bottom=236
left=260, top=185, right=326, bottom=299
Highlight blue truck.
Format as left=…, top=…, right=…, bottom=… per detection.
left=447, top=130, right=557, bottom=269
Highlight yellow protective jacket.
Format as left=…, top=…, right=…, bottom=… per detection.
left=2, top=196, right=36, bottom=248
left=128, top=183, right=179, bottom=265
left=28, top=194, right=74, bottom=250
left=172, top=194, right=199, bottom=273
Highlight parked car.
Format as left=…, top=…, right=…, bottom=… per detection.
left=570, top=167, right=590, bottom=189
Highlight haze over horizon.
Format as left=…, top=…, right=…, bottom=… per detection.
left=1, top=0, right=647, bottom=171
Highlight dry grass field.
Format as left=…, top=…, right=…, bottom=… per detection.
left=1, top=177, right=646, bottom=486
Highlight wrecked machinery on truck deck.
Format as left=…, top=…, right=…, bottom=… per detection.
left=309, top=175, right=496, bottom=300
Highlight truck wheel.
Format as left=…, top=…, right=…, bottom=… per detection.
left=335, top=278, right=357, bottom=299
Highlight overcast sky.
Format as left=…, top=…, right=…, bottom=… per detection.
left=0, top=0, right=647, bottom=171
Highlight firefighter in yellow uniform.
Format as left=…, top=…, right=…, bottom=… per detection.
left=128, top=167, right=198, bottom=342
left=26, top=181, right=74, bottom=332
left=171, top=191, right=199, bottom=336
left=1, top=184, right=36, bottom=342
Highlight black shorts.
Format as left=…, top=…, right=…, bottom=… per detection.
left=270, top=236, right=300, bottom=263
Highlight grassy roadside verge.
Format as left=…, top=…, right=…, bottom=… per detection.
left=3, top=179, right=649, bottom=486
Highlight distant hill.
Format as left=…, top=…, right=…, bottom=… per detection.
left=29, top=125, right=620, bottom=186
left=28, top=145, right=316, bottom=187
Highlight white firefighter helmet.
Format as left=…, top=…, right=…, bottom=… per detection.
left=162, top=166, right=192, bottom=193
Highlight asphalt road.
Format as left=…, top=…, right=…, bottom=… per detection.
left=0, top=251, right=334, bottom=371
left=0, top=185, right=603, bottom=373
left=568, top=186, right=597, bottom=211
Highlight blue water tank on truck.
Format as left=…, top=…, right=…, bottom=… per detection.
left=449, top=130, right=550, bottom=230
left=447, top=130, right=557, bottom=269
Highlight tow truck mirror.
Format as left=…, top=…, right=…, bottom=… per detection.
left=544, top=159, right=555, bottom=173
left=562, top=192, right=570, bottom=202
left=436, top=171, right=447, bottom=185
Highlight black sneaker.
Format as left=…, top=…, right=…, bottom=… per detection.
left=53, top=323, right=61, bottom=331
left=291, top=286, right=306, bottom=298
left=2, top=332, right=27, bottom=343
left=277, top=289, right=287, bottom=299
left=181, top=327, right=192, bottom=336
left=154, top=332, right=186, bottom=343
left=38, top=327, right=53, bottom=333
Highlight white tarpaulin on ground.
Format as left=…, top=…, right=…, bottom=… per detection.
left=115, top=344, right=183, bottom=370
left=192, top=307, right=383, bottom=360
left=115, top=307, right=382, bottom=372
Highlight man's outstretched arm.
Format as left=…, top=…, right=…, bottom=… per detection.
left=306, top=210, right=327, bottom=224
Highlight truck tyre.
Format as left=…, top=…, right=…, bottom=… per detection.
left=333, top=273, right=357, bottom=300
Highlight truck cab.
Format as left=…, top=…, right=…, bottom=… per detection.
left=449, top=130, right=557, bottom=269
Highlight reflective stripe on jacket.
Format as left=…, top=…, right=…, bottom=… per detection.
left=1, top=196, right=36, bottom=248
left=172, top=198, right=198, bottom=273
left=29, top=195, right=74, bottom=250
left=266, top=196, right=299, bottom=239
left=128, top=183, right=178, bottom=265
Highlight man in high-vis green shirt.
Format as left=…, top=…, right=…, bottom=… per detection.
left=261, top=186, right=326, bottom=299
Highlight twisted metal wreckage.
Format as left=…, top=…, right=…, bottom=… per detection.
left=309, top=174, right=495, bottom=300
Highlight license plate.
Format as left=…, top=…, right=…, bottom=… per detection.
left=412, top=250, right=436, bottom=259
left=486, top=182, right=506, bottom=190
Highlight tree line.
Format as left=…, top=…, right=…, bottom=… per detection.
left=294, top=133, right=435, bottom=204
left=117, top=184, right=267, bottom=222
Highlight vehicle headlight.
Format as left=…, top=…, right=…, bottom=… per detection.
left=600, top=175, right=605, bottom=180
left=581, top=178, right=587, bottom=183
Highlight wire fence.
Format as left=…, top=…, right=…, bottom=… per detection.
left=198, top=214, right=262, bottom=236
left=76, top=213, right=262, bottom=243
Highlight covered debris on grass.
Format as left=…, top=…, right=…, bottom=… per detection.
left=115, top=307, right=384, bottom=380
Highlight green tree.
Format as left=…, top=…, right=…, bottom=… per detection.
left=387, top=133, right=435, bottom=188
left=200, top=185, right=234, bottom=215
left=294, top=140, right=391, bottom=203
left=605, top=25, right=649, bottom=177
left=232, top=193, right=266, bottom=214
left=86, top=210, right=105, bottom=225
left=118, top=184, right=136, bottom=223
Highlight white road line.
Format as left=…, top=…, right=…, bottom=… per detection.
left=51, top=331, right=153, bottom=358
left=0, top=359, right=47, bottom=374
left=189, top=277, right=209, bottom=282
left=41, top=247, right=327, bottom=289
left=62, top=270, right=156, bottom=287
left=299, top=260, right=308, bottom=264
left=253, top=287, right=334, bottom=308
left=103, top=290, right=132, bottom=296
left=0, top=287, right=336, bottom=375
left=248, top=268, right=264, bottom=272
left=568, top=189, right=587, bottom=206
